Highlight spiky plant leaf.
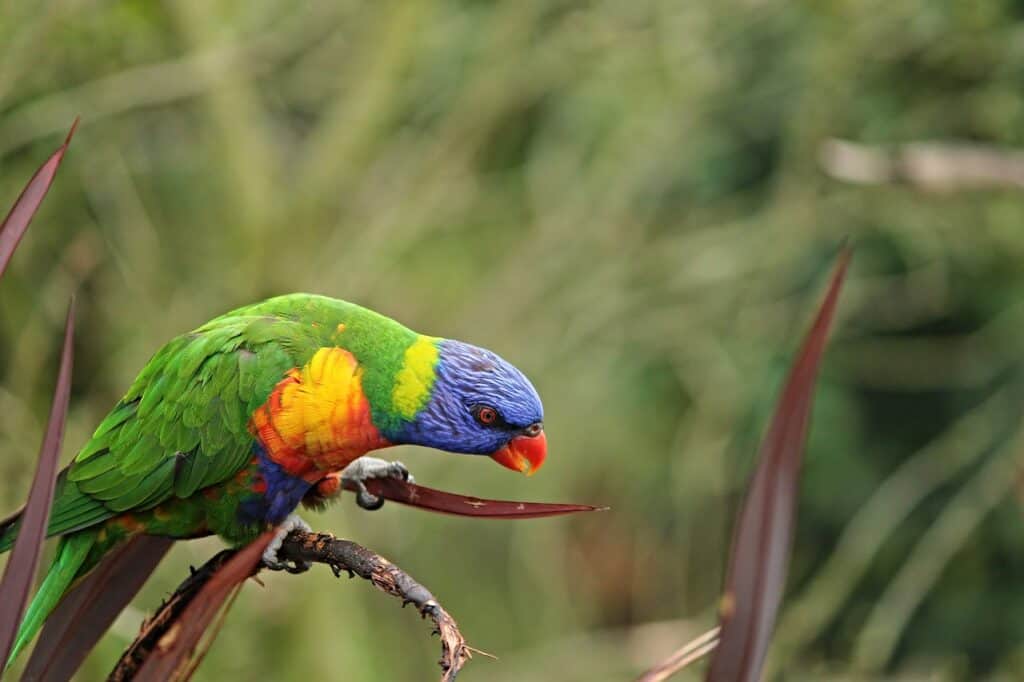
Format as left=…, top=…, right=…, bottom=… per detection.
left=0, top=119, right=77, bottom=277
left=0, top=300, right=75, bottom=665
left=132, top=531, right=274, bottom=682
left=361, top=478, right=607, bottom=519
left=705, top=247, right=851, bottom=682
left=23, top=535, right=173, bottom=680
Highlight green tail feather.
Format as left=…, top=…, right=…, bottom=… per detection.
left=5, top=530, right=96, bottom=667
left=0, top=471, right=113, bottom=555
left=0, top=517, right=17, bottom=553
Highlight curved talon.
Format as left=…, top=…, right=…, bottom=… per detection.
left=390, top=462, right=412, bottom=482
left=283, top=559, right=312, bottom=574
left=262, top=557, right=312, bottom=573
left=355, top=481, right=385, bottom=511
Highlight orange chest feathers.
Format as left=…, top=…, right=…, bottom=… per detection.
left=248, top=347, right=390, bottom=479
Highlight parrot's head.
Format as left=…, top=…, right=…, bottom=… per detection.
left=390, top=339, right=547, bottom=475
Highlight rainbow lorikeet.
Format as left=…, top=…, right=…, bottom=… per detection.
left=0, top=294, right=546, bottom=662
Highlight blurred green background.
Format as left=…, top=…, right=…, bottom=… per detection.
left=3, top=0, right=1024, bottom=679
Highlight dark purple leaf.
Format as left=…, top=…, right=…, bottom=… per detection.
left=133, top=530, right=274, bottom=682
left=0, top=299, right=75, bottom=665
left=22, top=535, right=173, bottom=681
left=705, top=247, right=851, bottom=682
left=0, top=119, right=78, bottom=278
left=359, top=478, right=608, bottom=519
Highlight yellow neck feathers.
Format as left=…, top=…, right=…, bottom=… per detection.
left=390, top=336, right=440, bottom=419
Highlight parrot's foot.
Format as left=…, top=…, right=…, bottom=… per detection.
left=341, top=457, right=413, bottom=511
left=262, top=514, right=312, bottom=573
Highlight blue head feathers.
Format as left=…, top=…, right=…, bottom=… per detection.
left=394, top=340, right=545, bottom=461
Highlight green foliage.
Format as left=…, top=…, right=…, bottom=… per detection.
left=2, top=0, right=1024, bottom=679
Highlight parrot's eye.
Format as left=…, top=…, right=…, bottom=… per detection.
left=472, top=405, right=500, bottom=426
left=523, top=422, right=543, bottom=438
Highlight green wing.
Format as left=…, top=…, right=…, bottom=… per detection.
left=48, top=311, right=324, bottom=537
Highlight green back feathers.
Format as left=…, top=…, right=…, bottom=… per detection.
left=62, top=311, right=305, bottom=528
left=223, top=294, right=437, bottom=434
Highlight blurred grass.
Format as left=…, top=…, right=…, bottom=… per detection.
left=3, top=0, right=1024, bottom=679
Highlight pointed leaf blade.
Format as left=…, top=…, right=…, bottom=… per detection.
left=23, top=535, right=173, bottom=681
left=133, top=531, right=274, bottom=682
left=704, top=247, right=851, bottom=682
left=0, top=299, right=75, bottom=664
left=0, top=119, right=78, bottom=278
left=360, top=478, right=607, bottom=519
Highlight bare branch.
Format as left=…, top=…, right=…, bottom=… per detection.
left=109, top=531, right=470, bottom=682
left=277, top=532, right=470, bottom=681
left=820, top=138, right=1024, bottom=192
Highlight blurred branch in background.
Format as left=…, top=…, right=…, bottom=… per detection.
left=821, top=139, right=1024, bottom=192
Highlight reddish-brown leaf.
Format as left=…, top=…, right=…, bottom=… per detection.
left=0, top=119, right=77, bottom=278
left=360, top=478, right=608, bottom=519
left=22, top=535, right=173, bottom=681
left=0, top=300, right=75, bottom=665
left=704, top=247, right=851, bottom=682
left=133, top=531, right=274, bottom=682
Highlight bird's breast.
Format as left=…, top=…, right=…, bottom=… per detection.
left=248, top=346, right=391, bottom=478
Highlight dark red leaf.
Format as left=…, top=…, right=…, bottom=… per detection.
left=359, top=478, right=608, bottom=519
left=22, top=535, right=173, bottom=681
left=0, top=119, right=78, bottom=278
left=176, top=580, right=243, bottom=682
left=0, top=299, right=75, bottom=665
left=133, top=531, right=274, bottom=682
left=704, top=247, right=851, bottom=682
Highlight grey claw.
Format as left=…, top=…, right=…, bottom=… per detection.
left=389, top=462, right=412, bottom=482
left=263, top=557, right=312, bottom=573
left=355, top=481, right=385, bottom=511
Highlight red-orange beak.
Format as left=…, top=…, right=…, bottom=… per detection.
left=490, top=430, right=547, bottom=476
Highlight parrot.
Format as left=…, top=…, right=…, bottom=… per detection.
left=0, top=293, right=547, bottom=663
